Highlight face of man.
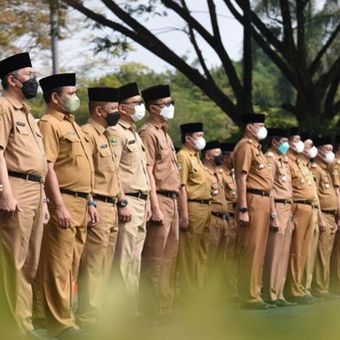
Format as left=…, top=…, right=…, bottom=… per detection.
left=53, top=86, right=79, bottom=114
left=7, top=67, right=38, bottom=99
left=186, top=131, right=205, bottom=151
left=148, top=96, right=174, bottom=121
left=97, top=101, right=119, bottom=127
left=205, top=148, right=222, bottom=166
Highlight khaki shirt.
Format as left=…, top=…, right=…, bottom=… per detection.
left=39, top=109, right=93, bottom=193
left=222, top=167, right=237, bottom=210
left=311, top=160, right=337, bottom=210
left=81, top=118, right=121, bottom=198
left=107, top=119, right=149, bottom=193
left=330, top=158, right=340, bottom=187
left=206, top=166, right=228, bottom=213
left=0, top=94, right=47, bottom=177
left=177, top=146, right=212, bottom=200
left=139, top=118, right=180, bottom=193
left=266, top=148, right=292, bottom=200
left=287, top=151, right=315, bottom=201
left=233, top=137, right=273, bottom=192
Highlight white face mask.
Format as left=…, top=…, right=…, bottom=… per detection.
left=254, top=126, right=267, bottom=140
left=160, top=104, right=175, bottom=120
left=307, top=146, right=318, bottom=159
left=323, top=151, right=335, bottom=164
left=193, top=137, right=206, bottom=151
left=292, top=140, right=305, bottom=153
left=132, top=103, right=146, bottom=121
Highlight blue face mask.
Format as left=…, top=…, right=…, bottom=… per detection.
left=278, top=142, right=289, bottom=155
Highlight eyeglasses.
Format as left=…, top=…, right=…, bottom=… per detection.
left=152, top=100, right=175, bottom=108
left=121, top=100, right=144, bottom=106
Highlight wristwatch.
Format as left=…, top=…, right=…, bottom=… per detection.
left=87, top=200, right=97, bottom=207
left=117, top=199, right=128, bottom=208
left=239, top=207, right=248, bottom=213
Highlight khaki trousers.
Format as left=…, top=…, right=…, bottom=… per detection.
left=0, top=178, right=44, bottom=336
left=312, top=213, right=337, bottom=295
left=304, top=207, right=319, bottom=295
left=40, top=194, right=88, bottom=337
left=236, top=193, right=270, bottom=304
left=140, top=194, right=179, bottom=315
left=286, top=203, right=313, bottom=297
left=224, top=214, right=238, bottom=297
left=177, top=202, right=211, bottom=298
left=114, top=196, right=147, bottom=311
left=207, top=214, right=228, bottom=278
left=77, top=201, right=118, bottom=327
left=263, top=203, right=293, bottom=302
left=331, top=230, right=340, bottom=294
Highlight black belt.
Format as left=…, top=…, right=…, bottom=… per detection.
left=275, top=199, right=293, bottom=205
left=93, top=194, right=117, bottom=205
left=188, top=199, right=211, bottom=205
left=8, top=171, right=44, bottom=183
left=293, top=200, right=314, bottom=207
left=247, top=188, right=271, bottom=197
left=321, top=210, right=337, bottom=216
left=60, top=188, right=90, bottom=199
left=211, top=211, right=229, bottom=221
left=126, top=192, right=149, bottom=200
left=157, top=191, right=179, bottom=199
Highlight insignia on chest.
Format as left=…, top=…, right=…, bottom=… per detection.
left=110, top=138, right=117, bottom=146
left=16, top=121, right=25, bottom=127
left=128, top=140, right=136, bottom=145
left=281, top=175, right=287, bottom=182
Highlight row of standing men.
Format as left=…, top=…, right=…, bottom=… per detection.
left=1, top=52, right=340, bottom=339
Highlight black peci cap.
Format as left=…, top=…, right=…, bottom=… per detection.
left=242, top=114, right=266, bottom=124
left=0, top=52, right=32, bottom=79
left=313, top=136, right=333, bottom=147
left=141, top=84, right=171, bottom=102
left=220, top=142, right=236, bottom=153
left=180, top=122, right=203, bottom=134
left=119, top=82, right=140, bottom=102
left=88, top=87, right=120, bottom=102
left=267, top=128, right=289, bottom=138
left=203, top=140, right=220, bottom=152
left=39, top=73, right=76, bottom=93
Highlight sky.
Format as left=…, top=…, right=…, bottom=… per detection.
left=36, top=0, right=244, bottom=78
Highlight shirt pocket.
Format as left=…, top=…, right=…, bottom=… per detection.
left=98, top=147, right=113, bottom=170
left=321, top=176, right=331, bottom=191
left=15, top=123, right=30, bottom=136
left=62, top=134, right=83, bottom=157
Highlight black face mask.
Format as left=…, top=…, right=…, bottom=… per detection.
left=20, top=77, right=39, bottom=99
left=105, top=111, right=120, bottom=126
left=214, top=154, right=224, bottom=166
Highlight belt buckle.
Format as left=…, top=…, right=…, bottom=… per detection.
left=40, top=177, right=45, bottom=184
left=25, top=173, right=30, bottom=181
left=74, top=192, right=78, bottom=197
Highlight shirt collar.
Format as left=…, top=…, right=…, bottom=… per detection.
left=287, top=149, right=298, bottom=162
left=118, top=118, right=135, bottom=130
left=47, top=109, right=75, bottom=122
left=4, top=92, right=30, bottom=112
left=89, top=118, right=106, bottom=135
left=183, top=145, right=198, bottom=157
left=148, top=116, right=167, bottom=130
left=315, top=159, right=328, bottom=170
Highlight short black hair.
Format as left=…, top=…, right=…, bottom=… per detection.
left=181, top=132, right=193, bottom=144
left=42, top=87, right=63, bottom=104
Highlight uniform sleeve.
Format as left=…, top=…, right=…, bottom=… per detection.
left=331, top=164, right=340, bottom=187
left=139, top=128, right=157, bottom=167
left=38, top=119, right=60, bottom=163
left=0, top=104, right=13, bottom=150
left=177, top=152, right=190, bottom=186
left=234, top=143, right=253, bottom=174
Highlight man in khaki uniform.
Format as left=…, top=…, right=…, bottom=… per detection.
left=138, top=84, right=180, bottom=318
left=0, top=53, right=49, bottom=337
left=77, top=87, right=121, bottom=328
left=330, top=136, right=340, bottom=294
left=311, top=137, right=339, bottom=298
left=232, top=114, right=274, bottom=309
left=263, top=128, right=295, bottom=307
left=177, top=122, right=212, bottom=299
left=285, top=129, right=317, bottom=304
left=108, top=82, right=150, bottom=314
left=37, top=73, right=98, bottom=338
left=220, top=142, right=238, bottom=298
left=202, top=141, right=229, bottom=277
left=301, top=137, right=322, bottom=298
